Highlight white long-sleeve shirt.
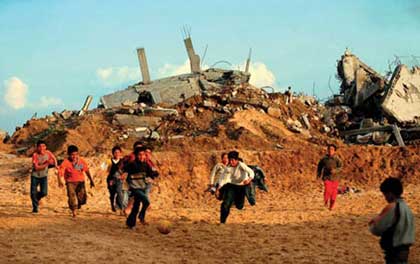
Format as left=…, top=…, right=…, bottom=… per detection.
left=369, top=199, right=415, bottom=247
left=209, top=163, right=226, bottom=185
left=216, top=161, right=254, bottom=187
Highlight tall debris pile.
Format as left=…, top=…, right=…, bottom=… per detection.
left=325, top=49, right=420, bottom=146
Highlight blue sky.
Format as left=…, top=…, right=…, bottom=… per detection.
left=1, top=0, right=419, bottom=133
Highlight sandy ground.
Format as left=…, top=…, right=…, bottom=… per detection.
left=0, top=153, right=419, bottom=264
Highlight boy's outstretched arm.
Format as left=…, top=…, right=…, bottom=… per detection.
left=86, top=170, right=95, bottom=188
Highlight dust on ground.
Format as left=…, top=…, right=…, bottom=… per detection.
left=0, top=145, right=419, bottom=264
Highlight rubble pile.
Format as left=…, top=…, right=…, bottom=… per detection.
left=2, top=40, right=419, bottom=156
left=321, top=49, right=420, bottom=146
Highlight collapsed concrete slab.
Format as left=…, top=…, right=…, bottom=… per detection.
left=100, top=69, right=250, bottom=109
left=382, top=65, right=420, bottom=123
left=112, top=114, right=161, bottom=129
left=337, top=49, right=386, bottom=108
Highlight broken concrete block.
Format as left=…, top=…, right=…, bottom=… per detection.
left=100, top=87, right=139, bottom=108
left=135, top=127, right=148, bottom=132
left=267, top=107, right=281, bottom=118
left=301, top=114, right=311, bottom=129
left=203, top=100, right=217, bottom=108
left=46, top=115, right=57, bottom=123
left=322, top=125, right=331, bottom=133
left=60, top=110, right=74, bottom=120
left=185, top=109, right=195, bottom=119
left=122, top=99, right=135, bottom=107
left=112, top=114, right=161, bottom=129
left=382, top=65, right=420, bottom=123
left=372, top=131, right=391, bottom=145
left=150, top=131, right=160, bottom=140
left=286, top=119, right=302, bottom=133
left=143, top=107, right=178, bottom=117
left=356, top=133, right=372, bottom=144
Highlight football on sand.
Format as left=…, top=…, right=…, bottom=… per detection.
left=157, top=220, right=171, bottom=235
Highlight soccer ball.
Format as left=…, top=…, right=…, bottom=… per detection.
left=157, top=220, right=171, bottom=235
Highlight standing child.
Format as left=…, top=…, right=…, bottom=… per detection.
left=58, top=145, right=95, bottom=217
left=30, top=140, right=57, bottom=213
left=317, top=144, right=342, bottom=210
left=124, top=146, right=158, bottom=229
left=369, top=177, right=415, bottom=263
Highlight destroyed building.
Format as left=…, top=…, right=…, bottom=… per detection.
left=3, top=36, right=420, bottom=155
left=330, top=49, right=420, bottom=146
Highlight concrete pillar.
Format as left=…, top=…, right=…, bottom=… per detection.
left=183, top=37, right=201, bottom=73
left=245, top=48, right=252, bottom=73
left=136, top=48, right=151, bottom=84
left=78, top=95, right=93, bottom=116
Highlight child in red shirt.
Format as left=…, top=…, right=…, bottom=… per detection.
left=58, top=145, right=94, bottom=217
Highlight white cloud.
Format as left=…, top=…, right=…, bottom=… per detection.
left=96, top=66, right=139, bottom=86
left=3, top=77, right=28, bottom=109
left=157, top=60, right=191, bottom=77
left=240, top=62, right=276, bottom=88
left=157, top=60, right=275, bottom=88
left=31, top=96, right=64, bottom=108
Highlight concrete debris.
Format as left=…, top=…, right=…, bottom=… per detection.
left=60, top=110, right=74, bottom=120
left=184, top=109, right=195, bottom=119
left=267, top=107, right=282, bottom=119
left=79, top=95, right=93, bottom=116
left=143, top=107, right=178, bottom=117
left=100, top=68, right=251, bottom=109
left=301, top=114, right=311, bottom=129
left=332, top=49, right=420, bottom=145
left=287, top=119, right=303, bottom=133
left=382, top=65, right=420, bottom=123
left=112, top=114, right=161, bottom=129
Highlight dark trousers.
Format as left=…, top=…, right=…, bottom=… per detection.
left=66, top=182, right=86, bottom=210
left=384, top=245, right=410, bottom=264
left=245, top=183, right=256, bottom=206
left=126, top=189, right=150, bottom=228
left=220, top=184, right=246, bottom=223
left=108, top=180, right=127, bottom=211
left=30, top=176, right=48, bottom=212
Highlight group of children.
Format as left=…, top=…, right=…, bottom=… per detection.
left=30, top=140, right=158, bottom=228
left=30, top=141, right=415, bottom=262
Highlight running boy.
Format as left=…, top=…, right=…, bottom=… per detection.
left=216, top=151, right=254, bottom=224
left=317, top=144, right=342, bottom=210
left=124, top=146, right=158, bottom=229
left=58, top=145, right=95, bottom=217
left=208, top=152, right=228, bottom=194
left=30, top=140, right=57, bottom=213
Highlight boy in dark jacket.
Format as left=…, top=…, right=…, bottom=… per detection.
left=124, top=146, right=158, bottom=229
